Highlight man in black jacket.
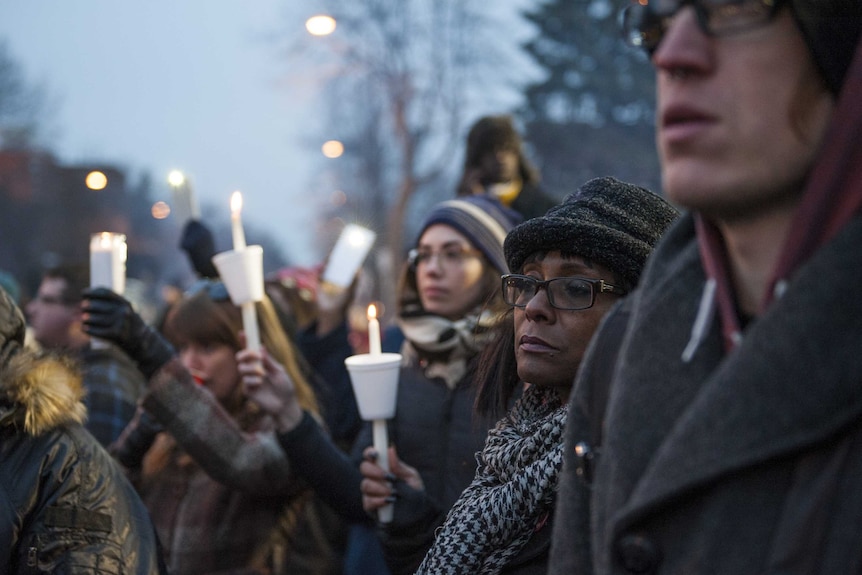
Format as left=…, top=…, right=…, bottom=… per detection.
left=0, top=286, right=166, bottom=574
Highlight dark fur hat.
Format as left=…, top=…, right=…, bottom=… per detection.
left=504, top=177, right=679, bottom=289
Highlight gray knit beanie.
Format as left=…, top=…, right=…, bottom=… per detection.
left=417, top=195, right=522, bottom=275
left=504, top=177, right=679, bottom=289
left=790, top=0, right=862, bottom=95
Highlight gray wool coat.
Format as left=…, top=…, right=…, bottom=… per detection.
left=548, top=213, right=862, bottom=575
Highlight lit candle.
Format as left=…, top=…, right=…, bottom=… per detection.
left=230, top=191, right=247, bottom=251
left=89, top=232, right=127, bottom=350
left=367, top=304, right=382, bottom=355
left=89, top=232, right=127, bottom=294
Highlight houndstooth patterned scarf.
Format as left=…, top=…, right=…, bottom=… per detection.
left=415, top=384, right=567, bottom=575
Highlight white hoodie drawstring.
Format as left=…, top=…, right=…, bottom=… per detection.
left=681, top=278, right=717, bottom=363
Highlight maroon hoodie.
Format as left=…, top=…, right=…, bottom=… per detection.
left=694, top=38, right=862, bottom=355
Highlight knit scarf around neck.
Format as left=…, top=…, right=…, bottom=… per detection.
left=398, top=307, right=499, bottom=389
left=415, top=385, right=567, bottom=575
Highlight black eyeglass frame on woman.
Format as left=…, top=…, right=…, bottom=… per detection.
left=501, top=274, right=627, bottom=311
left=620, top=0, right=787, bottom=55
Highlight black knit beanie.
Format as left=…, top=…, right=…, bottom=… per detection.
left=504, top=177, right=679, bottom=289
left=790, top=0, right=862, bottom=95
left=417, top=195, right=522, bottom=275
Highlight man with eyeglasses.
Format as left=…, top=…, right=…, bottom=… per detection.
left=26, top=264, right=146, bottom=446
left=550, top=1, right=862, bottom=574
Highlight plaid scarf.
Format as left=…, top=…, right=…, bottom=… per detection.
left=416, top=385, right=566, bottom=574
left=398, top=307, right=500, bottom=389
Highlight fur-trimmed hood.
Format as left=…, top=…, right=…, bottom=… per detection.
left=0, top=350, right=87, bottom=436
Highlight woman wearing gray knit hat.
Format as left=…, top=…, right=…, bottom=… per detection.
left=415, top=177, right=678, bottom=575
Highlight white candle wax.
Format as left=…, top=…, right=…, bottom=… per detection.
left=373, top=418, right=393, bottom=523
left=241, top=301, right=261, bottom=353
left=367, top=304, right=382, bottom=355
left=89, top=232, right=127, bottom=294
left=89, top=232, right=127, bottom=350
left=230, top=191, right=247, bottom=251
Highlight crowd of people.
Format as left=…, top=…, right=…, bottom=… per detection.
left=1, top=1, right=860, bottom=573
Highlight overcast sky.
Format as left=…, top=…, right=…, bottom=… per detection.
left=0, top=1, right=533, bottom=266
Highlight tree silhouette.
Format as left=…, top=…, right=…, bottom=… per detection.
left=282, top=0, right=520, bottom=310
left=519, top=0, right=662, bottom=197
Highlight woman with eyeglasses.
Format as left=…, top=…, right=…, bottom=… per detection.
left=413, top=177, right=678, bottom=575
left=81, top=282, right=343, bottom=575
left=239, top=195, right=520, bottom=575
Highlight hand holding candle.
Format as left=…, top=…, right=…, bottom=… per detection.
left=216, top=191, right=261, bottom=356
left=361, top=303, right=391, bottom=520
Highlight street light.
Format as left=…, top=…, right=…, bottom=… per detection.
left=86, top=171, right=108, bottom=190
left=322, top=140, right=344, bottom=158
left=306, top=14, right=336, bottom=36
left=167, top=170, right=186, bottom=188
left=151, top=201, right=171, bottom=220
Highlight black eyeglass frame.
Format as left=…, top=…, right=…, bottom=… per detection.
left=620, top=0, right=786, bottom=54
left=501, top=274, right=627, bottom=311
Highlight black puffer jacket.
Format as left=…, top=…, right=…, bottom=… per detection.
left=0, top=287, right=165, bottom=574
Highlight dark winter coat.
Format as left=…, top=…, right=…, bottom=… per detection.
left=549, top=212, right=862, bottom=574
left=117, top=358, right=343, bottom=575
left=295, top=319, right=361, bottom=450
left=0, top=351, right=164, bottom=574
left=509, top=181, right=559, bottom=221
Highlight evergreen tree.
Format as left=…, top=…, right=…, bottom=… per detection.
left=519, top=0, right=662, bottom=196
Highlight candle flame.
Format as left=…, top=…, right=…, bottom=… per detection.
left=230, top=191, right=243, bottom=216
left=367, top=303, right=377, bottom=321
left=99, top=232, right=113, bottom=249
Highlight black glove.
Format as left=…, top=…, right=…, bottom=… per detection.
left=112, top=408, right=164, bottom=469
left=180, top=219, right=219, bottom=279
left=82, top=287, right=175, bottom=379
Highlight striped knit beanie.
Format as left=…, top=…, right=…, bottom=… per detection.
left=417, top=195, right=522, bottom=275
